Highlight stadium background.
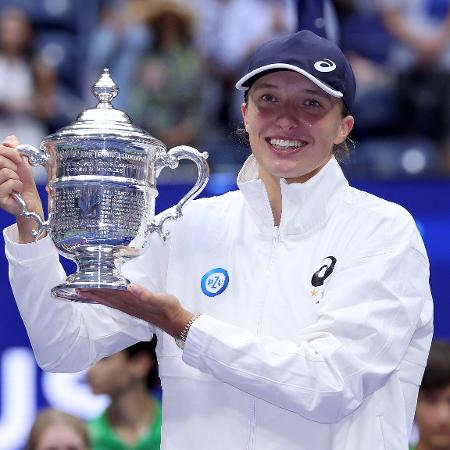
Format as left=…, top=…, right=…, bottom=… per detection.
left=0, top=0, right=449, bottom=449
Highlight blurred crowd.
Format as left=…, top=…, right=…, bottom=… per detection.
left=25, top=338, right=162, bottom=450
left=0, top=0, right=449, bottom=178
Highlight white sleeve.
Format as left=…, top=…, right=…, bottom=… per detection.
left=4, top=224, right=165, bottom=373
left=182, top=223, right=433, bottom=423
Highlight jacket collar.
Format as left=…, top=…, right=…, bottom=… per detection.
left=237, top=155, right=350, bottom=236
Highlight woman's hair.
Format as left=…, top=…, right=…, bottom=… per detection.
left=0, top=5, right=35, bottom=60
left=236, top=89, right=355, bottom=161
left=420, top=340, right=450, bottom=393
left=145, top=3, right=194, bottom=50
left=26, top=408, right=90, bottom=450
left=124, top=335, right=160, bottom=390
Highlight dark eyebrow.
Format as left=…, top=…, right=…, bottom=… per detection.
left=251, top=82, right=280, bottom=91
left=303, top=88, right=333, bottom=101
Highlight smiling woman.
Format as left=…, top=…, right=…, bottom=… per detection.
left=240, top=71, right=354, bottom=224
left=242, top=72, right=354, bottom=180
left=1, top=30, right=433, bottom=450
left=239, top=79, right=353, bottom=161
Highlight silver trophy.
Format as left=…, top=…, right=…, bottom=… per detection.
left=13, top=69, right=209, bottom=302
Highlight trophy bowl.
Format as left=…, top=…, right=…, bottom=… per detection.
left=13, top=69, right=209, bottom=302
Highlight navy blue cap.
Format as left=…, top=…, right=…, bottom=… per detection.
left=236, top=30, right=356, bottom=111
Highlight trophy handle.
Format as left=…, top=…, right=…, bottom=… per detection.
left=149, top=145, right=209, bottom=241
left=12, top=144, right=50, bottom=240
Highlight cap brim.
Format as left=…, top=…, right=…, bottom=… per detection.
left=235, top=63, right=343, bottom=99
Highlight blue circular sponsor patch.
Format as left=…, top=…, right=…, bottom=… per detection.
left=201, top=268, right=229, bottom=297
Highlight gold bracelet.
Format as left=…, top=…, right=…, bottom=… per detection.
left=175, top=313, right=201, bottom=350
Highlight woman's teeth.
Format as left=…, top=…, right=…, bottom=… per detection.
left=269, top=138, right=305, bottom=149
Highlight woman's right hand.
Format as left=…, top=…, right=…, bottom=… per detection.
left=0, top=135, right=45, bottom=243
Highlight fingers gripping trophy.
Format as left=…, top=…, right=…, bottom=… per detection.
left=5, top=69, right=209, bottom=301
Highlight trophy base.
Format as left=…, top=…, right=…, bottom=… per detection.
left=51, top=281, right=130, bottom=302
left=51, top=246, right=130, bottom=302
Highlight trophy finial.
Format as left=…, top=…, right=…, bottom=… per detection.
left=93, top=68, right=119, bottom=108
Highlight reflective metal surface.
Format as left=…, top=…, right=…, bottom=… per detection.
left=15, top=69, right=209, bottom=301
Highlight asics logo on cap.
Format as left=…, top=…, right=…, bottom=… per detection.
left=314, top=59, right=336, bottom=73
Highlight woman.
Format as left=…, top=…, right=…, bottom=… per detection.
left=130, top=1, right=203, bottom=148
left=26, top=408, right=90, bottom=450
left=0, top=5, right=55, bottom=147
left=1, top=31, right=432, bottom=449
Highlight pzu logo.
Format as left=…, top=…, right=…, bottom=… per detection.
left=201, top=268, right=229, bottom=297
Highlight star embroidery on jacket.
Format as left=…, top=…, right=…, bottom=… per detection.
left=311, top=288, right=321, bottom=304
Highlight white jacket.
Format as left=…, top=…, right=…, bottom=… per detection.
left=5, top=156, right=433, bottom=450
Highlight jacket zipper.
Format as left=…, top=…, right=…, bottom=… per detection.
left=255, top=225, right=280, bottom=336
left=248, top=225, right=280, bottom=450
left=273, top=225, right=280, bottom=242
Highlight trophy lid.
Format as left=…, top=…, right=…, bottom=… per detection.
left=44, top=68, right=161, bottom=145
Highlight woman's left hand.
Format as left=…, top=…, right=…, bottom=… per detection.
left=78, top=284, right=194, bottom=337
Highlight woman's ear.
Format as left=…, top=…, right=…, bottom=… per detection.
left=241, top=102, right=249, bottom=132
left=334, top=114, right=354, bottom=145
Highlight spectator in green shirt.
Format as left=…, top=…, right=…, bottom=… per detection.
left=410, top=339, right=450, bottom=450
left=86, top=337, right=161, bottom=450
